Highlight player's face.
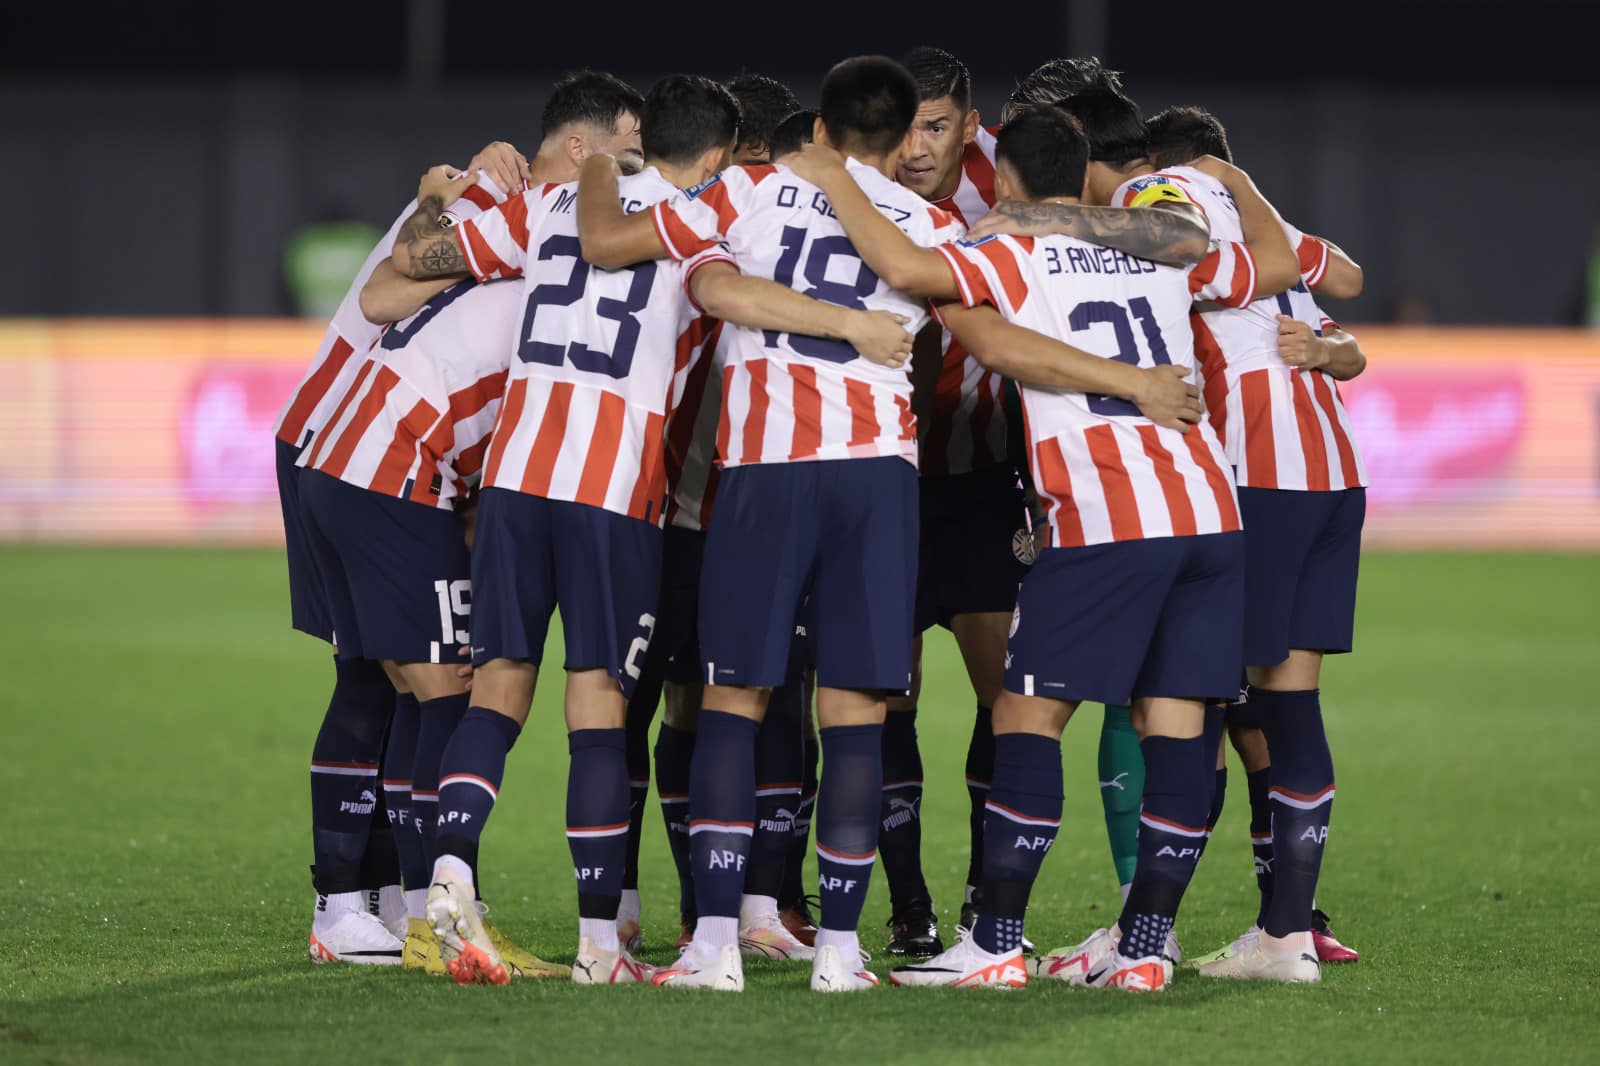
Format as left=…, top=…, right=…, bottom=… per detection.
left=601, top=110, right=644, bottom=174
left=897, top=96, right=977, bottom=202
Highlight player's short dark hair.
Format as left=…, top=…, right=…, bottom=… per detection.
left=819, top=55, right=919, bottom=156
left=641, top=74, right=742, bottom=165
left=900, top=45, right=971, bottom=111
left=995, top=106, right=1089, bottom=200
left=1003, top=57, right=1123, bottom=121
left=1055, top=87, right=1147, bottom=166
left=770, top=109, right=818, bottom=160
left=724, top=73, right=801, bottom=156
left=1146, top=105, right=1232, bottom=167
left=540, top=70, right=645, bottom=142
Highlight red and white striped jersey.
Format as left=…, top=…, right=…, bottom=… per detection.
left=454, top=168, right=730, bottom=524
left=936, top=232, right=1257, bottom=547
left=919, top=124, right=1008, bottom=477
left=663, top=322, right=729, bottom=531
left=298, top=280, right=519, bottom=508
left=652, top=159, right=966, bottom=469
left=1118, top=168, right=1367, bottom=491
left=274, top=174, right=513, bottom=449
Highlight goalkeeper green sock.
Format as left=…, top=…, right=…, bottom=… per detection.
left=1098, top=703, right=1144, bottom=893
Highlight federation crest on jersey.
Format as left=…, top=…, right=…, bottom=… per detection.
left=957, top=234, right=999, bottom=248
left=684, top=174, right=722, bottom=200
left=1012, top=524, right=1042, bottom=566
left=1125, top=175, right=1194, bottom=210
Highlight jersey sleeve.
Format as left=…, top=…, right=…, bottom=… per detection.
left=442, top=171, right=516, bottom=225
left=922, top=203, right=968, bottom=247
left=1119, top=174, right=1199, bottom=211
left=454, top=188, right=542, bottom=282
left=933, top=236, right=1033, bottom=317
left=681, top=242, right=738, bottom=312
left=651, top=169, right=749, bottom=261
left=1188, top=240, right=1258, bottom=308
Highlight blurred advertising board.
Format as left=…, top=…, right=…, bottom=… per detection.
left=1, top=321, right=1597, bottom=548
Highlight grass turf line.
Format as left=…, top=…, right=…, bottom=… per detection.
left=0, top=548, right=1595, bottom=1064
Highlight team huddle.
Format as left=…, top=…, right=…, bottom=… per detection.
left=275, top=47, right=1368, bottom=994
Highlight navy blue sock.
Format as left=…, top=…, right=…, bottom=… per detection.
left=621, top=690, right=655, bottom=893
left=689, top=710, right=759, bottom=920
left=975, top=732, right=1062, bottom=955
left=1246, top=766, right=1275, bottom=926
left=412, top=692, right=469, bottom=868
left=654, top=722, right=697, bottom=918
left=748, top=686, right=803, bottom=900
left=815, top=723, right=883, bottom=934
left=965, top=704, right=995, bottom=894
left=1118, top=734, right=1211, bottom=960
left=1255, top=687, right=1336, bottom=938
left=566, top=728, right=630, bottom=921
left=434, top=706, right=522, bottom=870
left=781, top=719, right=818, bottom=909
left=384, top=693, right=429, bottom=892
left=309, top=657, right=393, bottom=895
left=878, top=707, right=930, bottom=912
left=1198, top=704, right=1227, bottom=862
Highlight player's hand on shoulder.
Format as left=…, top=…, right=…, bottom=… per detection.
left=1133, top=364, right=1203, bottom=432
left=846, top=310, right=914, bottom=369
left=1276, top=314, right=1330, bottom=370
left=418, top=164, right=479, bottom=208
left=468, top=141, right=531, bottom=193
left=784, top=142, right=846, bottom=187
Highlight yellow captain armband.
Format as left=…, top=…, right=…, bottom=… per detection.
left=1126, top=178, right=1195, bottom=210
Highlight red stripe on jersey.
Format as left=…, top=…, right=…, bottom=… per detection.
left=323, top=365, right=401, bottom=479
left=500, top=195, right=530, bottom=252
left=482, top=377, right=526, bottom=489
left=1310, top=371, right=1361, bottom=487
left=700, top=178, right=744, bottom=239
left=1191, top=314, right=1231, bottom=438
left=459, top=184, right=495, bottom=212
left=1184, top=431, right=1241, bottom=530
left=971, top=238, right=1031, bottom=311
left=304, top=357, right=375, bottom=467
left=970, top=368, right=999, bottom=468
left=521, top=381, right=574, bottom=497
left=576, top=391, right=627, bottom=508
left=410, top=402, right=454, bottom=504
left=1188, top=252, right=1220, bottom=296
left=790, top=364, right=822, bottom=460
left=626, top=410, right=668, bottom=521
left=278, top=337, right=357, bottom=445
left=845, top=378, right=876, bottom=448
left=371, top=398, right=439, bottom=497
left=1085, top=424, right=1144, bottom=541
left=923, top=345, right=965, bottom=469
left=461, top=222, right=515, bottom=281
left=1290, top=373, right=1331, bottom=491
left=1136, top=425, right=1198, bottom=537
left=450, top=371, right=508, bottom=420
left=1239, top=371, right=1279, bottom=489
left=742, top=360, right=770, bottom=462
left=894, top=392, right=915, bottom=442
left=961, top=140, right=995, bottom=201
left=1035, top=437, right=1085, bottom=548
left=715, top=363, right=734, bottom=466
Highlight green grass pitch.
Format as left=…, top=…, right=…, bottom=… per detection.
left=1, top=547, right=1596, bottom=1064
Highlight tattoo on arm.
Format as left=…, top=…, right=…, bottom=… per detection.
left=988, top=202, right=1209, bottom=266
left=394, top=195, right=467, bottom=277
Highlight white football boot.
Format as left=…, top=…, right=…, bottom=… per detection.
left=368, top=884, right=408, bottom=941
left=891, top=929, right=1026, bottom=989
left=1165, top=927, right=1183, bottom=964
left=1029, top=926, right=1117, bottom=984
left=1083, top=949, right=1173, bottom=993
left=651, top=941, right=745, bottom=991
left=811, top=943, right=880, bottom=992
left=1189, top=924, right=1260, bottom=968
left=426, top=863, right=508, bottom=985
left=571, top=936, right=654, bottom=985
left=308, top=891, right=403, bottom=965
left=739, top=898, right=816, bottom=961
left=1197, top=933, right=1321, bottom=983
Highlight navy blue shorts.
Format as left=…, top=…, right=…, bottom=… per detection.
left=297, top=469, right=471, bottom=663
left=1004, top=532, right=1246, bottom=705
left=470, top=487, right=661, bottom=697
left=1238, top=486, right=1365, bottom=667
left=916, top=463, right=1030, bottom=632
left=276, top=438, right=334, bottom=643
left=649, top=525, right=708, bottom=686
left=700, top=457, right=917, bottom=692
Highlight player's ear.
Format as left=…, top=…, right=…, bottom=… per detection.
left=812, top=116, right=830, bottom=150
left=964, top=108, right=980, bottom=144
left=566, top=133, right=588, bottom=167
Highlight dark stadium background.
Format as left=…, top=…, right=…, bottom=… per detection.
left=2, top=0, right=1597, bottom=324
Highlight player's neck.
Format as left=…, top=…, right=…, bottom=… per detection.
left=832, top=140, right=899, bottom=179
left=528, top=149, right=578, bottom=187
left=651, top=158, right=710, bottom=190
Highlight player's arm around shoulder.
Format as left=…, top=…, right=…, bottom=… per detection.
left=391, top=165, right=479, bottom=279
left=687, top=260, right=914, bottom=369
left=964, top=196, right=1211, bottom=266
left=359, top=258, right=458, bottom=325
left=1186, top=155, right=1299, bottom=297
left=575, top=154, right=670, bottom=270
left=784, top=144, right=960, bottom=300
left=1278, top=314, right=1368, bottom=381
